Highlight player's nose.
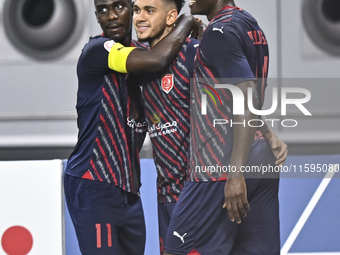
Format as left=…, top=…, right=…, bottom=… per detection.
left=108, top=8, right=118, bottom=21
left=135, top=10, right=147, bottom=21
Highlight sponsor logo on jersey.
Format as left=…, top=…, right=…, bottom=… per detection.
left=151, top=111, right=162, bottom=124
left=162, top=74, right=174, bottom=94
left=148, top=121, right=178, bottom=138
left=127, top=114, right=148, bottom=133
left=104, top=40, right=116, bottom=52
left=212, top=26, right=224, bottom=34
left=173, top=231, right=187, bottom=243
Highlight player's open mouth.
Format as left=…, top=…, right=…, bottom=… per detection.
left=136, top=25, right=149, bottom=33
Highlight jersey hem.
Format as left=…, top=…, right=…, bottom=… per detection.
left=64, top=172, right=139, bottom=194
left=164, top=248, right=192, bottom=255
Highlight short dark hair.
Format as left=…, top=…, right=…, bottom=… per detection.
left=166, top=0, right=185, bottom=13
left=94, top=0, right=132, bottom=6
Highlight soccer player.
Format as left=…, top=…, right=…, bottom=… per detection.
left=63, top=0, right=197, bottom=254
left=132, top=0, right=199, bottom=253
left=132, top=0, right=287, bottom=254
left=165, top=1, right=284, bottom=255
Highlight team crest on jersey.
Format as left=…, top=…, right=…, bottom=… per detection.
left=104, top=40, right=115, bottom=52
left=161, top=74, right=174, bottom=94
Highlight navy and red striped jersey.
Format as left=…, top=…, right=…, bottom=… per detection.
left=189, top=6, right=269, bottom=181
left=139, top=38, right=199, bottom=202
left=65, top=35, right=147, bottom=194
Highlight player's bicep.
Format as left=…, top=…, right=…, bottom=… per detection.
left=237, top=80, right=259, bottom=109
left=108, top=45, right=170, bottom=74
left=108, top=43, right=136, bottom=73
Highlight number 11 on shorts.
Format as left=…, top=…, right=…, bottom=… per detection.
left=96, top=223, right=112, bottom=248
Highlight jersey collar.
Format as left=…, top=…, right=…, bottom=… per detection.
left=209, top=5, right=242, bottom=25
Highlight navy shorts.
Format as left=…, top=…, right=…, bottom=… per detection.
left=158, top=202, right=176, bottom=254
left=164, top=179, right=280, bottom=255
left=64, top=174, right=146, bottom=255
left=165, top=141, right=280, bottom=255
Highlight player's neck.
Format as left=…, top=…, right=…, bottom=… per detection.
left=149, top=26, right=173, bottom=49
left=119, top=34, right=132, bottom=47
left=207, top=0, right=236, bottom=21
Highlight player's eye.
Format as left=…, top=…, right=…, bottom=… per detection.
left=133, top=8, right=140, bottom=14
left=116, top=4, right=123, bottom=10
left=147, top=8, right=153, bottom=14
left=99, top=7, right=108, bottom=14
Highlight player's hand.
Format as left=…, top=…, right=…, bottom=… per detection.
left=223, top=177, right=250, bottom=224
left=190, top=18, right=205, bottom=40
left=268, top=136, right=288, bottom=167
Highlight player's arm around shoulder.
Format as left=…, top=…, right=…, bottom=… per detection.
left=108, top=14, right=197, bottom=74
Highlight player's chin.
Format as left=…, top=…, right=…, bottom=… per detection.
left=189, top=5, right=202, bottom=15
left=136, top=34, right=149, bottom=43
left=105, top=30, right=128, bottom=42
left=189, top=5, right=197, bottom=14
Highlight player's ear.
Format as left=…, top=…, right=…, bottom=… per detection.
left=166, top=9, right=178, bottom=26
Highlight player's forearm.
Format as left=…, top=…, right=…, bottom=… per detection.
left=229, top=112, right=257, bottom=178
left=259, top=116, right=277, bottom=141
left=125, top=14, right=195, bottom=73
left=229, top=81, right=259, bottom=178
